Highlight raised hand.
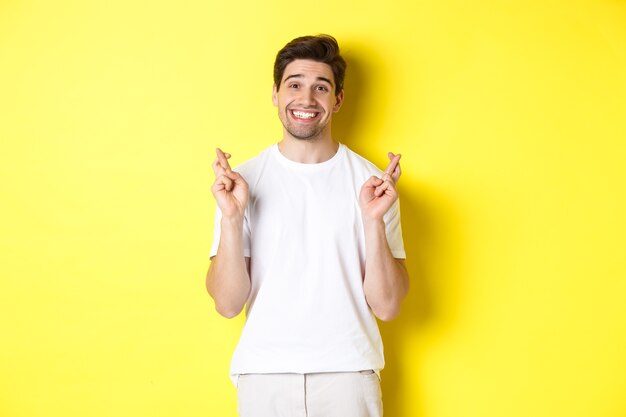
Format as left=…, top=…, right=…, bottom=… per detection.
left=211, top=148, right=249, bottom=219
left=359, top=152, right=402, bottom=221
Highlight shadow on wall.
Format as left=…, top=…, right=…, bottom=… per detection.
left=335, top=47, right=460, bottom=417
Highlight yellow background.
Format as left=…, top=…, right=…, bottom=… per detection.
left=1, top=0, right=625, bottom=416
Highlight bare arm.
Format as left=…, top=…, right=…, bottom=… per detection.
left=362, top=219, right=409, bottom=321
left=360, top=153, right=409, bottom=321
left=206, top=236, right=251, bottom=319
left=205, top=148, right=251, bottom=318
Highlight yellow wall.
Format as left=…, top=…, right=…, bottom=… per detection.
left=1, top=0, right=625, bottom=416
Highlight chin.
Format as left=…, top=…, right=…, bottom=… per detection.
left=293, top=134, right=320, bottom=141
left=286, top=127, right=322, bottom=141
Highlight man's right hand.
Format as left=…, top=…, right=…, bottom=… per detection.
left=211, top=148, right=249, bottom=219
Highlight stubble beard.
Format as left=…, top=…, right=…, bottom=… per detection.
left=280, top=109, right=328, bottom=141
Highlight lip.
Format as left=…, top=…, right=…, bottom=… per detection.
left=289, top=109, right=321, bottom=122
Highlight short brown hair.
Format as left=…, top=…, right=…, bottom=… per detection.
left=273, top=34, right=347, bottom=96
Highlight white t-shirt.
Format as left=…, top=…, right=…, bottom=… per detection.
left=210, top=143, right=405, bottom=386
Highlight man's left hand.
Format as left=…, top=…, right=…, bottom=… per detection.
left=359, top=152, right=402, bottom=221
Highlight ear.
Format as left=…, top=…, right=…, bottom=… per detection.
left=272, top=84, right=278, bottom=107
left=333, top=89, right=344, bottom=113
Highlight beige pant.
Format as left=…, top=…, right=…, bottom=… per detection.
left=236, top=371, right=383, bottom=417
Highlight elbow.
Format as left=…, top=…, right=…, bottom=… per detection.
left=366, top=282, right=408, bottom=322
left=367, top=294, right=403, bottom=321
left=215, top=302, right=244, bottom=319
left=372, top=305, right=401, bottom=322
left=207, top=281, right=246, bottom=318
left=206, top=272, right=246, bottom=319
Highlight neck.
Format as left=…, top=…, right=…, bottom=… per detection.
left=278, top=135, right=339, bottom=164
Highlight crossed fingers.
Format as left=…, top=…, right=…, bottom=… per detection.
left=213, top=148, right=240, bottom=192
left=372, top=152, right=401, bottom=197
left=212, top=148, right=232, bottom=177
left=384, top=152, right=401, bottom=184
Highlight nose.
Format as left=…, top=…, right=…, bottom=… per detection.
left=298, top=88, right=316, bottom=107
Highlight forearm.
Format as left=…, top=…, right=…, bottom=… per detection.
left=362, top=218, right=409, bottom=321
left=206, top=216, right=251, bottom=318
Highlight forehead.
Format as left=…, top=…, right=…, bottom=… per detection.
left=281, top=59, right=335, bottom=85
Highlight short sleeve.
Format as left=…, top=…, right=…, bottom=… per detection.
left=209, top=205, right=252, bottom=259
left=383, top=198, right=406, bottom=259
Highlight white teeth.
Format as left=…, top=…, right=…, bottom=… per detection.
left=292, top=111, right=317, bottom=119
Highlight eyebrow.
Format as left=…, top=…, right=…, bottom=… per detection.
left=284, top=74, right=334, bottom=86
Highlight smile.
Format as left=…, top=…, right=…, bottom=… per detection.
left=291, top=110, right=319, bottom=120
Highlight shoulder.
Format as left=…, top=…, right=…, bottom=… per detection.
left=234, top=145, right=275, bottom=176
left=231, top=144, right=276, bottom=190
left=341, top=145, right=384, bottom=177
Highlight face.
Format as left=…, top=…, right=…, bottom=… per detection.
left=272, top=59, right=344, bottom=141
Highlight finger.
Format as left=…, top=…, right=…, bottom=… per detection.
left=213, top=149, right=233, bottom=177
left=227, top=170, right=248, bottom=189
left=384, top=153, right=401, bottom=176
left=363, top=176, right=384, bottom=190
left=374, top=177, right=394, bottom=197
left=215, top=174, right=234, bottom=192
left=216, top=148, right=232, bottom=171
left=212, top=157, right=225, bottom=176
left=374, top=183, right=387, bottom=197
left=375, top=180, right=397, bottom=198
left=391, top=161, right=402, bottom=183
left=386, top=152, right=402, bottom=183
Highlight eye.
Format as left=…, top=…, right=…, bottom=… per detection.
left=288, top=83, right=299, bottom=89
left=316, top=85, right=329, bottom=92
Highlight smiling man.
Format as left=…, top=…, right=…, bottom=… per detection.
left=206, top=35, right=409, bottom=417
left=274, top=59, right=342, bottom=141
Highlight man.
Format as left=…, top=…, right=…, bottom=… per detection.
left=206, top=34, right=408, bottom=417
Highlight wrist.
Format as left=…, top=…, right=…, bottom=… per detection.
left=221, top=214, right=244, bottom=229
left=361, top=216, right=385, bottom=230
